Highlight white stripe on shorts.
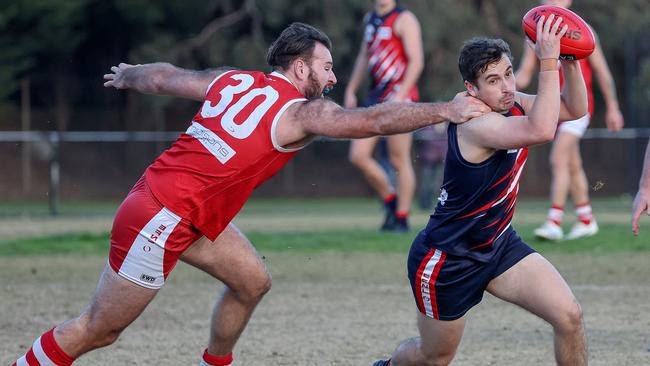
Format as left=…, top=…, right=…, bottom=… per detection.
left=421, top=249, right=443, bottom=318
left=15, top=355, right=28, bottom=366
left=118, top=207, right=181, bottom=289
left=32, top=336, right=57, bottom=366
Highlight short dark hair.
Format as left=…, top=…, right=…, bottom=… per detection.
left=458, top=37, right=513, bottom=83
left=266, top=22, right=332, bottom=71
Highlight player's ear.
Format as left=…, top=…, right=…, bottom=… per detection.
left=464, top=80, right=478, bottom=97
left=293, top=58, right=308, bottom=81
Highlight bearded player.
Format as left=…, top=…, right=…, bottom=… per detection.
left=11, top=22, right=490, bottom=366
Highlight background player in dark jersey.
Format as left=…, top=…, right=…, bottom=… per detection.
left=11, top=23, right=490, bottom=366
left=344, top=0, right=423, bottom=232
left=374, top=15, right=590, bottom=366
left=516, top=0, right=625, bottom=241
left=632, top=139, right=650, bottom=235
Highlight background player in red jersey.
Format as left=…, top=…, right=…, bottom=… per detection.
left=344, top=0, right=423, bottom=232
left=374, top=14, right=589, bottom=366
left=11, top=23, right=489, bottom=366
left=632, top=139, right=650, bottom=235
left=516, top=0, right=625, bottom=241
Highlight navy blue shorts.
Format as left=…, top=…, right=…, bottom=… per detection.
left=407, top=229, right=535, bottom=320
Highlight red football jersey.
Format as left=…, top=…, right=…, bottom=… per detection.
left=145, top=70, right=306, bottom=240
left=364, top=7, right=419, bottom=102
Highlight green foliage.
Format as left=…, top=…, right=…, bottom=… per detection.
left=0, top=0, right=648, bottom=124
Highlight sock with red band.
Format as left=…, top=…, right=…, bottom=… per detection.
left=575, top=202, right=593, bottom=225
left=547, top=204, right=564, bottom=226
left=200, top=349, right=233, bottom=366
left=13, top=328, right=75, bottom=366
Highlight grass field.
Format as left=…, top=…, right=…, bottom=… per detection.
left=1, top=197, right=649, bottom=365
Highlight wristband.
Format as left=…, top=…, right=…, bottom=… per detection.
left=540, top=58, right=558, bottom=72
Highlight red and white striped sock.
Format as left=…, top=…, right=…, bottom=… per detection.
left=200, top=349, right=233, bottom=366
left=13, top=328, right=74, bottom=366
left=547, top=205, right=564, bottom=226
left=575, top=202, right=593, bottom=225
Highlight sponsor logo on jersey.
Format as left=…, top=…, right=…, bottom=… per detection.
left=438, top=188, right=448, bottom=206
left=187, top=121, right=236, bottom=164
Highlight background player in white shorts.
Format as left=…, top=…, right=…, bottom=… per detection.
left=516, top=0, right=624, bottom=241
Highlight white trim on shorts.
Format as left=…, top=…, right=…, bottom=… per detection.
left=558, top=114, right=590, bottom=137
left=117, top=207, right=182, bottom=289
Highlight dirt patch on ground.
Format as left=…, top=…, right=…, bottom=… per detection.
left=1, top=252, right=649, bottom=365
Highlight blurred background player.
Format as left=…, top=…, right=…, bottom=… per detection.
left=516, top=0, right=625, bottom=241
left=345, top=0, right=424, bottom=232
left=632, top=139, right=650, bottom=235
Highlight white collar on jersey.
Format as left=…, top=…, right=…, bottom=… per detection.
left=270, top=71, right=300, bottom=91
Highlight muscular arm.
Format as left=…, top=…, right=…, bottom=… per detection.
left=344, top=36, right=369, bottom=108
left=462, top=68, right=562, bottom=154
left=588, top=35, right=624, bottom=131
left=461, top=16, right=572, bottom=156
left=515, top=44, right=537, bottom=90
left=275, top=92, right=490, bottom=145
left=632, top=140, right=650, bottom=235
left=104, top=62, right=235, bottom=101
left=392, top=11, right=424, bottom=101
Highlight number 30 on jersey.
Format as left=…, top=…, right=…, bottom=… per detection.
left=200, top=73, right=279, bottom=139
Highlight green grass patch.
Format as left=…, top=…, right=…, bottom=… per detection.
left=0, top=223, right=646, bottom=257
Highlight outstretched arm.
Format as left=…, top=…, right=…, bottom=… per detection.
left=103, top=62, right=235, bottom=101
left=632, top=140, right=650, bottom=236
left=276, top=91, right=490, bottom=145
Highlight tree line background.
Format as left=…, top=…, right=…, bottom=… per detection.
left=0, top=0, right=649, bottom=200
left=1, top=0, right=648, bottom=131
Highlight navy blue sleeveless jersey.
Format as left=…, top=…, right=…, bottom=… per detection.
left=420, top=103, right=528, bottom=263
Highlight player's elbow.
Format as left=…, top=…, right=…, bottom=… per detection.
left=537, top=127, right=557, bottom=144
left=529, top=124, right=556, bottom=144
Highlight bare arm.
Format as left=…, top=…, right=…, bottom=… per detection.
left=557, top=60, right=588, bottom=121
left=462, top=15, right=568, bottom=154
left=632, top=140, right=650, bottom=235
left=103, top=62, right=234, bottom=101
left=589, top=35, right=624, bottom=131
left=274, top=92, right=490, bottom=145
left=344, top=36, right=369, bottom=108
left=515, top=44, right=537, bottom=90
left=391, top=11, right=424, bottom=101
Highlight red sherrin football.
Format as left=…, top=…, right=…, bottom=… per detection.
left=522, top=5, right=595, bottom=60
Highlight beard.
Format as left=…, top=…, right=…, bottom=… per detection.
left=303, top=68, right=324, bottom=100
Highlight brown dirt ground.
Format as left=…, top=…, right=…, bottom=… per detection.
left=1, top=252, right=649, bottom=365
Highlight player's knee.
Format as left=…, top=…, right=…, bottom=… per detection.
left=555, top=300, right=584, bottom=334
left=71, top=313, right=127, bottom=349
left=549, top=153, right=569, bottom=171
left=388, top=154, right=409, bottom=172
left=348, top=150, right=369, bottom=167
left=236, top=267, right=272, bottom=303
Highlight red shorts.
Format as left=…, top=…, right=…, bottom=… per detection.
left=109, top=176, right=202, bottom=289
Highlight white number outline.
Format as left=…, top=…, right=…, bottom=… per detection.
left=200, top=73, right=279, bottom=140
